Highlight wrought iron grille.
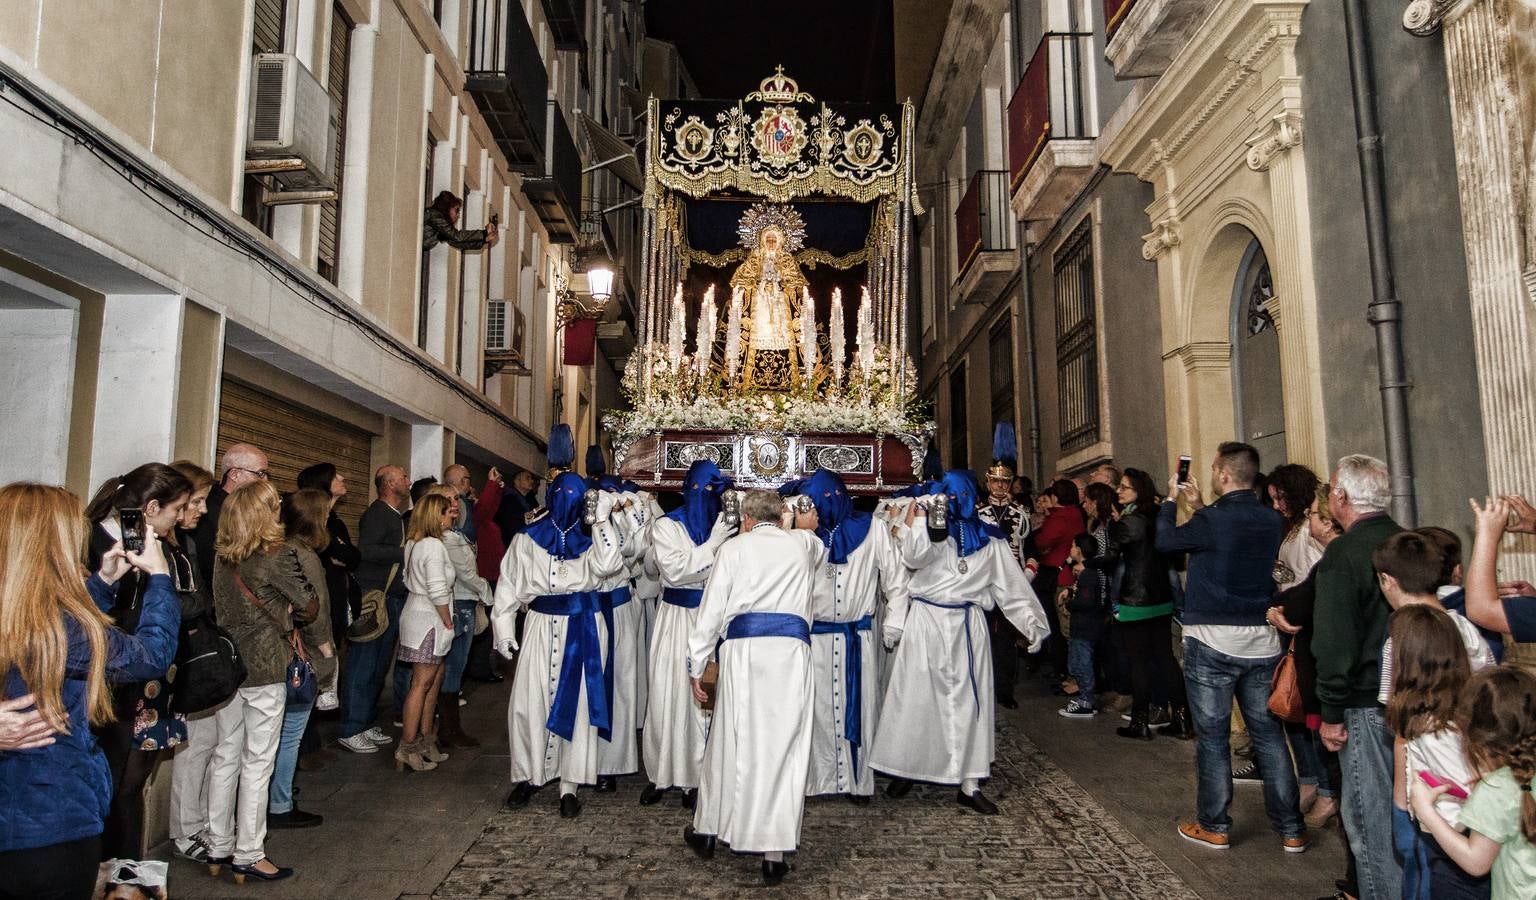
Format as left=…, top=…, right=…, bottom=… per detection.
left=1054, top=219, right=1099, bottom=454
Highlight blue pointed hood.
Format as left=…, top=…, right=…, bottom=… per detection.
left=524, top=471, right=593, bottom=560
left=664, top=460, right=732, bottom=545
left=782, top=469, right=871, bottom=564
left=941, top=469, right=1004, bottom=558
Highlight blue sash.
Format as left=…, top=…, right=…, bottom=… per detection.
left=724, top=612, right=811, bottom=644
left=663, top=586, right=704, bottom=608
left=528, top=592, right=612, bottom=741
left=596, top=586, right=633, bottom=725
left=810, top=614, right=874, bottom=770
left=913, top=597, right=980, bottom=717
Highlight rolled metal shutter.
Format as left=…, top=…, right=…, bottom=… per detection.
left=216, top=378, right=373, bottom=529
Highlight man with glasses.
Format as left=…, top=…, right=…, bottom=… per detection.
left=191, top=442, right=269, bottom=586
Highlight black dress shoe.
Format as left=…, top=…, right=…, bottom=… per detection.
left=957, top=789, right=999, bottom=815
left=559, top=792, right=582, bottom=818
left=681, top=788, right=697, bottom=810
left=1163, top=707, right=1195, bottom=740
left=683, top=825, right=716, bottom=860
left=505, top=781, right=537, bottom=808
left=762, top=859, right=790, bottom=886
left=595, top=776, right=618, bottom=793
left=638, top=783, right=665, bottom=805
left=997, top=696, right=1019, bottom=709
left=846, top=793, right=871, bottom=806
left=267, top=808, right=323, bottom=829
left=884, top=777, right=913, bottom=799
left=1116, top=716, right=1154, bottom=741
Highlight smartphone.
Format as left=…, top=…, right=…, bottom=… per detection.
left=118, top=507, right=145, bottom=554
left=1176, top=455, right=1192, bottom=486
left=1417, top=770, right=1470, bottom=800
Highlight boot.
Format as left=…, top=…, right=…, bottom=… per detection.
left=421, top=732, right=450, bottom=763
left=1163, top=706, right=1195, bottom=740
left=438, top=693, right=480, bottom=749
left=394, top=738, right=437, bottom=772
left=1116, top=713, right=1154, bottom=741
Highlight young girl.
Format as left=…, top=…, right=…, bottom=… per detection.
left=1412, top=665, right=1536, bottom=899
left=1385, top=605, right=1482, bottom=899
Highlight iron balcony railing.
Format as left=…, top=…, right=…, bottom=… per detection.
left=1007, top=32, right=1095, bottom=192
left=541, top=0, right=585, bottom=50
left=466, top=0, right=548, bottom=171
left=524, top=100, right=582, bottom=243
left=954, top=170, right=1017, bottom=280
left=1104, top=0, right=1137, bottom=41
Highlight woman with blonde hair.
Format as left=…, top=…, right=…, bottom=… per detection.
left=395, top=491, right=456, bottom=772
left=0, top=483, right=177, bottom=897
left=204, top=481, right=328, bottom=883
left=430, top=484, right=493, bottom=750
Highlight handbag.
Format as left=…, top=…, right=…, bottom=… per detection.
left=234, top=573, right=318, bottom=707
left=347, top=562, right=398, bottom=643
left=171, top=612, right=248, bottom=714
left=1268, top=648, right=1306, bottom=723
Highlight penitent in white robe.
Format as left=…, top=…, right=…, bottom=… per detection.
left=688, top=523, right=825, bottom=853
left=595, top=498, right=654, bottom=777
left=869, top=527, right=1047, bottom=785
left=624, top=494, right=665, bottom=722
left=805, top=523, right=909, bottom=797
left=492, top=520, right=624, bottom=787
left=643, top=516, right=729, bottom=789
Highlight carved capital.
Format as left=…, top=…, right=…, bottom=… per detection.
left=1402, top=0, right=1456, bottom=36
left=1142, top=217, right=1183, bottom=260
left=1170, top=341, right=1233, bottom=374
left=1246, top=112, right=1304, bottom=172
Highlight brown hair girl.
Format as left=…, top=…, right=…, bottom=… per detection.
left=1385, top=605, right=1471, bottom=741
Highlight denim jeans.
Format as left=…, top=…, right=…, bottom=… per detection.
left=1067, top=637, right=1096, bottom=708
left=1392, top=806, right=1430, bottom=900
left=1182, top=637, right=1302, bottom=837
left=1286, top=721, right=1334, bottom=797
left=267, top=701, right=313, bottom=815
left=1339, top=706, right=1402, bottom=900
left=441, top=600, right=477, bottom=694
left=338, top=592, right=404, bottom=739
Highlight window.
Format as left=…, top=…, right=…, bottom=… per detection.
left=949, top=363, right=969, bottom=471
left=989, top=318, right=1015, bottom=435
left=418, top=136, right=436, bottom=350
left=241, top=0, right=288, bottom=235
left=1054, top=218, right=1099, bottom=454
left=317, top=3, right=352, bottom=283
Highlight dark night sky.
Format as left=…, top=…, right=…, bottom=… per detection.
left=644, top=0, right=895, bottom=103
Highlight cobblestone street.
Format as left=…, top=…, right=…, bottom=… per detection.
left=172, top=674, right=1344, bottom=899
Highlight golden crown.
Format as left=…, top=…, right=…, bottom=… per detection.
left=737, top=202, right=807, bottom=252
left=747, top=66, right=813, bottom=104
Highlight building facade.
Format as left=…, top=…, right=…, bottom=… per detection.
left=0, top=0, right=645, bottom=507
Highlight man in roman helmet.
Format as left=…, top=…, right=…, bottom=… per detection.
left=976, top=423, right=1035, bottom=709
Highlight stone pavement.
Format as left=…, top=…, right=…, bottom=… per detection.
left=166, top=672, right=1345, bottom=899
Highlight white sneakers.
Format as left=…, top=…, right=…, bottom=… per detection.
left=362, top=726, right=393, bottom=745
left=315, top=690, right=339, bottom=712
left=338, top=728, right=394, bottom=754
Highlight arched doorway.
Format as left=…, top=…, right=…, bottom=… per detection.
left=1230, top=236, right=1285, bottom=466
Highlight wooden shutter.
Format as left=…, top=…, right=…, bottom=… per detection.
left=318, top=3, right=352, bottom=282
left=216, top=378, right=373, bottom=530
left=253, top=0, right=286, bottom=53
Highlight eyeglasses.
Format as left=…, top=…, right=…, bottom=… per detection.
left=234, top=466, right=270, bottom=480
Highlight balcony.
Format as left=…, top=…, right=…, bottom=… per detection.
left=1008, top=33, right=1098, bottom=226
left=1104, top=0, right=1217, bottom=79
left=466, top=0, right=549, bottom=172
left=953, top=170, right=1017, bottom=306
left=541, top=0, right=585, bottom=51
left=524, top=101, right=581, bottom=243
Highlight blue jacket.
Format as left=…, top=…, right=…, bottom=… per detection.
left=0, top=573, right=180, bottom=852
left=1155, top=490, right=1282, bottom=627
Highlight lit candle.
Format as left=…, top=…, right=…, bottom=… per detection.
left=829, top=287, right=845, bottom=385
left=725, top=286, right=743, bottom=383
left=696, top=285, right=717, bottom=378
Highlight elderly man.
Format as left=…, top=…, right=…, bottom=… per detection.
left=873, top=471, right=1049, bottom=815
left=1311, top=454, right=1403, bottom=898
left=782, top=470, right=909, bottom=804
left=191, top=442, right=268, bottom=586
left=1157, top=442, right=1305, bottom=854
left=683, top=490, right=823, bottom=886
left=443, top=463, right=478, bottom=541
left=337, top=464, right=410, bottom=754
left=496, top=473, right=624, bottom=817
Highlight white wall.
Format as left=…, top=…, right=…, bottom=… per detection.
left=88, top=294, right=184, bottom=488
left=0, top=304, right=77, bottom=485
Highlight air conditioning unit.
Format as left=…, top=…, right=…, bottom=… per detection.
left=485, top=300, right=530, bottom=377
left=246, top=53, right=335, bottom=191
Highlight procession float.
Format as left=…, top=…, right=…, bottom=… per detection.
left=612, top=68, right=932, bottom=494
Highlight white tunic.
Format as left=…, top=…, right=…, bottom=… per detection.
left=870, top=527, right=1048, bottom=784
left=805, top=523, right=909, bottom=797
left=623, top=494, right=665, bottom=722
left=492, top=521, right=624, bottom=787
left=688, top=524, right=824, bottom=852
left=596, top=505, right=645, bottom=776
left=643, top=515, right=730, bottom=789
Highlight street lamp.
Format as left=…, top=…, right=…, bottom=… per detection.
left=586, top=264, right=614, bottom=303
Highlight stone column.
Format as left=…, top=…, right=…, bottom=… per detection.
left=1407, top=0, right=1536, bottom=585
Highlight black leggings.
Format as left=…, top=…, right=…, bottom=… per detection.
left=1119, top=614, right=1186, bottom=718
left=97, top=713, right=164, bottom=860
left=0, top=835, right=101, bottom=900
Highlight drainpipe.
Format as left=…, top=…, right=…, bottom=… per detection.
left=1016, top=223, right=1044, bottom=488
left=1343, top=0, right=1417, bottom=525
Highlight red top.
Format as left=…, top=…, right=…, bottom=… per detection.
left=1034, top=504, right=1085, bottom=586
left=472, top=479, right=504, bottom=581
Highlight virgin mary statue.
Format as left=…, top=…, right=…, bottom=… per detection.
left=730, top=203, right=808, bottom=391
